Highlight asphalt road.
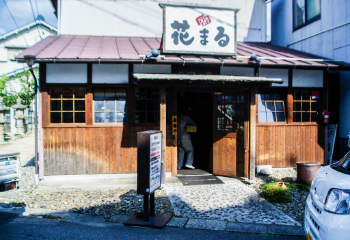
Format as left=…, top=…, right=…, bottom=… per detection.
left=0, top=212, right=305, bottom=240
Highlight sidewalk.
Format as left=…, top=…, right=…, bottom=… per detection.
left=0, top=175, right=306, bottom=237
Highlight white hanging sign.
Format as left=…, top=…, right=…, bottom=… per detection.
left=162, top=5, right=237, bottom=55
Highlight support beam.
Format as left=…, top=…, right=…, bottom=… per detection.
left=160, top=86, right=167, bottom=183
left=249, top=87, right=257, bottom=182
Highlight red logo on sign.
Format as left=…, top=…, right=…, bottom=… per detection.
left=196, top=15, right=211, bottom=26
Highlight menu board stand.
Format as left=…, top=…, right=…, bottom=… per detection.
left=124, top=131, right=172, bottom=229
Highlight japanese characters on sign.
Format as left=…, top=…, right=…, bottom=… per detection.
left=163, top=6, right=236, bottom=55
left=149, top=132, right=161, bottom=193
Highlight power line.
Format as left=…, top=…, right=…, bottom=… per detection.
left=2, top=0, right=29, bottom=47
left=29, top=0, right=43, bottom=40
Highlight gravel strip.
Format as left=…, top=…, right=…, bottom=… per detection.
left=242, top=168, right=309, bottom=226
left=0, top=166, right=174, bottom=219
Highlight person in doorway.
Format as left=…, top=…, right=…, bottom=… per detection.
left=177, top=108, right=196, bottom=170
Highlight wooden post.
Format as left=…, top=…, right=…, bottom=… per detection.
left=249, top=87, right=257, bottom=182
left=160, top=86, right=166, bottom=183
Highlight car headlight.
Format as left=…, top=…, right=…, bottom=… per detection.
left=324, top=189, right=350, bottom=214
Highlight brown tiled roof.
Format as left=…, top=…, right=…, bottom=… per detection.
left=16, top=35, right=344, bottom=68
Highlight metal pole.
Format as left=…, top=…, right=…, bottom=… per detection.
left=29, top=67, right=39, bottom=185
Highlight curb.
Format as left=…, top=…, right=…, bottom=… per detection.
left=0, top=207, right=306, bottom=237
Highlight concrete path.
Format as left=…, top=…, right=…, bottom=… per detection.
left=0, top=133, right=34, bottom=167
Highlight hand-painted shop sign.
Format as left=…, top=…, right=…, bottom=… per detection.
left=162, top=5, right=237, bottom=55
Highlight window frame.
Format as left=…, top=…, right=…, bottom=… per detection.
left=48, top=86, right=87, bottom=125
left=256, top=89, right=287, bottom=125
left=134, top=87, right=160, bottom=125
left=292, top=89, right=321, bottom=124
left=293, top=0, right=321, bottom=31
left=92, top=87, right=127, bottom=126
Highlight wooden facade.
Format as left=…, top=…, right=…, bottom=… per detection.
left=38, top=62, right=327, bottom=179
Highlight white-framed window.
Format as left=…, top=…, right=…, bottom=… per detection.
left=93, top=88, right=126, bottom=123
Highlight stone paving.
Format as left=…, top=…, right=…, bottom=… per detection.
left=163, top=178, right=301, bottom=226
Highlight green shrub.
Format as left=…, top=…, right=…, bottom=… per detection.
left=262, top=182, right=291, bottom=203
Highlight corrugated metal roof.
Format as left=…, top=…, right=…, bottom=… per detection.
left=133, top=74, right=283, bottom=83
left=16, top=35, right=345, bottom=68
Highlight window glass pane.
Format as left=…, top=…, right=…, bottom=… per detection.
left=116, top=113, right=125, bottom=123
left=75, top=88, right=85, bottom=98
left=294, top=91, right=302, bottom=100
left=258, top=112, right=267, bottom=122
left=265, top=94, right=274, bottom=101
left=274, top=94, right=282, bottom=100
left=294, top=102, right=301, bottom=111
left=75, top=112, right=85, bottom=123
left=50, top=112, right=61, bottom=123
left=75, top=100, right=85, bottom=111
left=311, top=112, right=318, bottom=122
left=51, top=89, right=61, bottom=98
left=307, top=0, right=321, bottom=21
left=276, top=102, right=284, bottom=111
left=302, top=102, right=310, bottom=111
left=105, top=101, right=115, bottom=111
left=277, top=112, right=285, bottom=122
left=147, top=112, right=159, bottom=123
left=94, top=101, right=104, bottom=111
left=225, top=96, right=232, bottom=104
left=50, top=100, right=61, bottom=111
left=294, top=0, right=305, bottom=29
left=258, top=101, right=266, bottom=111
left=147, top=100, right=159, bottom=111
left=63, top=112, right=73, bottom=123
left=266, top=102, right=275, bottom=111
left=62, top=88, right=73, bottom=98
left=62, top=100, right=73, bottom=111
left=135, top=112, right=146, bottom=123
left=135, top=100, right=146, bottom=111
left=311, top=102, right=319, bottom=111
left=135, top=88, right=147, bottom=100
left=95, top=112, right=104, bottom=123
left=117, top=101, right=126, bottom=112
left=116, top=89, right=126, bottom=100
left=94, top=89, right=104, bottom=100
left=105, top=89, right=115, bottom=100
left=148, top=89, right=159, bottom=99
left=302, top=112, right=310, bottom=122
left=302, top=91, right=310, bottom=100
left=106, top=112, right=115, bottom=123
left=258, top=93, right=265, bottom=101
left=294, top=112, right=301, bottom=122
left=267, top=111, right=276, bottom=122
left=217, top=96, right=222, bottom=104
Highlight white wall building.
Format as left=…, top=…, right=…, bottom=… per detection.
left=0, top=20, right=57, bottom=134
left=56, top=0, right=268, bottom=42
left=271, top=0, right=350, bottom=154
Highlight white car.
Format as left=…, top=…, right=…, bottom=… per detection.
left=305, top=151, right=350, bottom=240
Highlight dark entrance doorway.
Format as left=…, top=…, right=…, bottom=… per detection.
left=177, top=92, right=213, bottom=172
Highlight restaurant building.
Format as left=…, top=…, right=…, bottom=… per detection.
left=16, top=2, right=349, bottom=181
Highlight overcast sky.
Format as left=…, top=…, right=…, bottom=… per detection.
left=0, top=0, right=57, bottom=35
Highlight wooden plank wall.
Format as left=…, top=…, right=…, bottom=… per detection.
left=256, top=125, right=325, bottom=167
left=43, top=126, right=175, bottom=175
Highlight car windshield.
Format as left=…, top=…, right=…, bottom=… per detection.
left=332, top=151, right=350, bottom=174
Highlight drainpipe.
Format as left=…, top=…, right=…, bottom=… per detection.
left=24, top=55, right=39, bottom=186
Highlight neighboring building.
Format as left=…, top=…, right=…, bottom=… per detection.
left=271, top=0, right=350, bottom=159
left=0, top=20, right=57, bottom=76
left=0, top=20, right=57, bottom=134
left=16, top=0, right=350, bottom=180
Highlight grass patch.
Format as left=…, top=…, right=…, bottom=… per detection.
left=262, top=182, right=291, bottom=203
left=287, top=183, right=310, bottom=191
